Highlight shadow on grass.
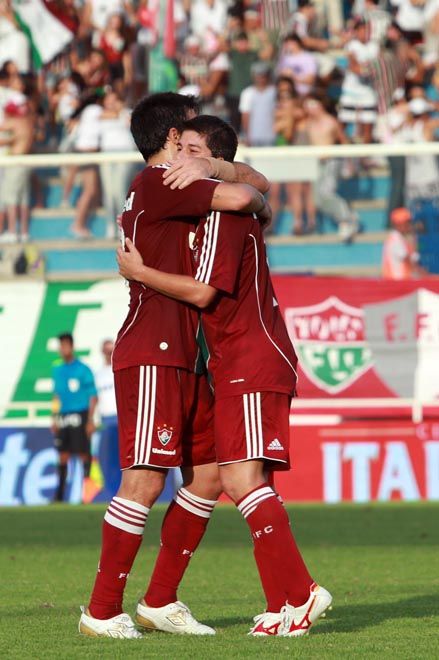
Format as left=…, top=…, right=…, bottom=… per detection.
left=313, top=593, right=439, bottom=634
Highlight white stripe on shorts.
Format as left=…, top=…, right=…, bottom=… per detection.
left=134, top=366, right=157, bottom=465
left=243, top=393, right=264, bottom=459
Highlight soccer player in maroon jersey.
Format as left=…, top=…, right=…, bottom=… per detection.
left=117, top=115, right=333, bottom=637
left=79, top=95, right=271, bottom=639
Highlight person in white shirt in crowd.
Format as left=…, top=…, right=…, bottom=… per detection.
left=82, top=0, right=134, bottom=34
left=190, top=0, right=228, bottom=43
left=338, top=17, right=379, bottom=144
left=98, top=88, right=135, bottom=239
left=69, top=96, right=103, bottom=238
left=276, top=33, right=318, bottom=97
left=390, top=0, right=425, bottom=45
left=404, top=97, right=439, bottom=207
left=363, top=0, right=391, bottom=45
left=239, top=62, right=277, bottom=146
left=94, top=338, right=120, bottom=500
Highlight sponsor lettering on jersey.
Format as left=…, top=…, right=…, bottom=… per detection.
left=123, top=191, right=135, bottom=212
left=152, top=447, right=176, bottom=456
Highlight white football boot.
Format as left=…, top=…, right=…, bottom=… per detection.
left=79, top=606, right=143, bottom=639
left=249, top=611, right=284, bottom=636
left=280, top=583, right=333, bottom=637
left=136, top=600, right=215, bottom=635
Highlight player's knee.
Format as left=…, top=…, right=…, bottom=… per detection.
left=219, top=472, right=242, bottom=503
left=117, top=468, right=166, bottom=508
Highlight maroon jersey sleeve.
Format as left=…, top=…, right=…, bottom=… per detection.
left=194, top=211, right=251, bottom=294
left=149, top=167, right=220, bottom=219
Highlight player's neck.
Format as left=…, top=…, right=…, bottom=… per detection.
left=148, top=149, right=171, bottom=167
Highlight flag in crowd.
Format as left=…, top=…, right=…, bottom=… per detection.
left=12, top=0, right=73, bottom=69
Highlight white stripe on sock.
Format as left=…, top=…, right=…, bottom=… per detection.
left=175, top=493, right=213, bottom=519
left=104, top=511, right=145, bottom=535
left=238, top=486, right=273, bottom=514
left=238, top=487, right=276, bottom=519
left=179, top=487, right=217, bottom=509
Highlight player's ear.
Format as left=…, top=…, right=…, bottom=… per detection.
left=167, top=127, right=180, bottom=144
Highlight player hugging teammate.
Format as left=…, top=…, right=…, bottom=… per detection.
left=80, top=92, right=332, bottom=640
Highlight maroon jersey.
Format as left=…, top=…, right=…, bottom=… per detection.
left=193, top=211, right=298, bottom=398
left=112, top=166, right=219, bottom=372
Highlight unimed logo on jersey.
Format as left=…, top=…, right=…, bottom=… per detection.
left=284, top=296, right=373, bottom=394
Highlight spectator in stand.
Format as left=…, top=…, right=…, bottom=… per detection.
left=405, top=97, right=439, bottom=208
left=239, top=61, right=276, bottom=146
left=190, top=0, right=228, bottom=43
left=276, top=34, right=318, bottom=97
left=71, top=48, right=110, bottom=89
left=390, top=0, right=425, bottom=45
left=82, top=0, right=134, bottom=35
left=243, top=9, right=274, bottom=61
left=423, top=0, right=439, bottom=71
left=92, top=12, right=133, bottom=91
left=382, top=207, right=426, bottom=279
left=363, top=0, right=391, bottom=45
left=270, top=76, right=304, bottom=230
left=298, top=95, right=359, bottom=241
left=376, top=88, right=410, bottom=222
left=287, top=0, right=336, bottom=80
left=0, top=92, right=35, bottom=243
left=69, top=95, right=103, bottom=239
left=226, top=31, right=258, bottom=131
left=98, top=89, right=135, bottom=239
left=338, top=17, right=379, bottom=144
left=178, top=34, right=209, bottom=94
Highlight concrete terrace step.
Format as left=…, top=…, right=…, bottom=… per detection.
left=35, top=236, right=384, bottom=275
left=266, top=240, right=383, bottom=271
left=30, top=202, right=388, bottom=241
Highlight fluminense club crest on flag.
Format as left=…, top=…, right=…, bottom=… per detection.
left=157, top=425, right=173, bottom=446
left=364, top=288, right=439, bottom=400
left=284, top=296, right=373, bottom=394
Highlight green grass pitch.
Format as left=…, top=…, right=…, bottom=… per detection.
left=1, top=502, right=438, bottom=659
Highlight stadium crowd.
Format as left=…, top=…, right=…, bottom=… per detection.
left=1, top=0, right=439, bottom=242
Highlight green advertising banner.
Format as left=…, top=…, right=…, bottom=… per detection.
left=1, top=280, right=129, bottom=422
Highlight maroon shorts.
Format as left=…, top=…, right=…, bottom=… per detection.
left=114, top=366, right=216, bottom=470
left=214, top=392, right=291, bottom=470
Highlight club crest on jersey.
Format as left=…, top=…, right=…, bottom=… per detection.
left=157, top=425, right=174, bottom=446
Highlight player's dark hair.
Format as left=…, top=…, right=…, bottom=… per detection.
left=131, top=93, right=200, bottom=161
left=58, top=332, right=74, bottom=345
left=182, top=115, right=238, bottom=163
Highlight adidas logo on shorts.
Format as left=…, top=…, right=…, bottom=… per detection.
left=267, top=438, right=284, bottom=451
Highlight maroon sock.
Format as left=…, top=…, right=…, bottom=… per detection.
left=144, top=488, right=216, bottom=607
left=237, top=484, right=313, bottom=611
left=88, top=497, right=149, bottom=619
